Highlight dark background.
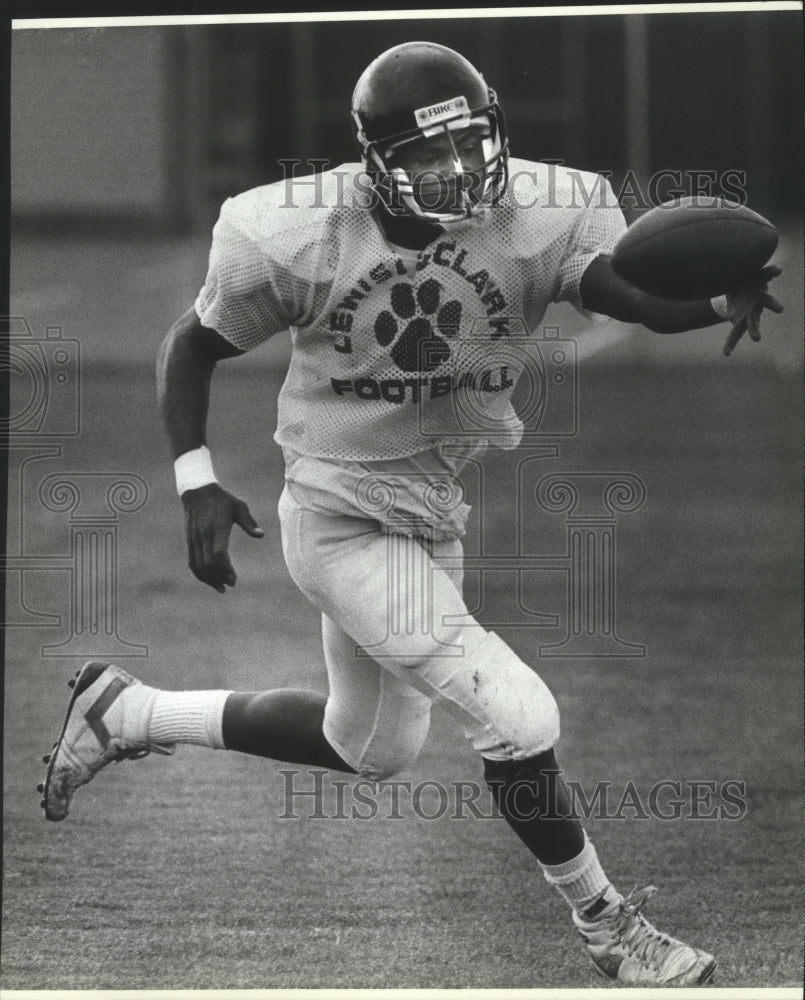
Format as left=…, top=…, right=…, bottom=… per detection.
left=11, top=12, right=804, bottom=232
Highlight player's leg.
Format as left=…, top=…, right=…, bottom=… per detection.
left=278, top=489, right=716, bottom=985
left=206, top=609, right=434, bottom=783
left=41, top=608, right=434, bottom=822
left=278, top=491, right=597, bottom=862
left=40, top=660, right=360, bottom=821
left=278, top=490, right=587, bottom=855
left=144, top=610, right=434, bottom=780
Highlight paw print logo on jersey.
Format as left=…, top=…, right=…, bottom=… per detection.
left=374, top=280, right=462, bottom=373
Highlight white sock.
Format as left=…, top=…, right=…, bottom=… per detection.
left=94, top=672, right=231, bottom=750
left=540, top=834, right=621, bottom=916
left=146, top=689, right=232, bottom=748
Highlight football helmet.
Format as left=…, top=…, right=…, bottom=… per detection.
left=351, top=42, right=509, bottom=225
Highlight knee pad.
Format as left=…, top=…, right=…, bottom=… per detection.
left=416, top=629, right=560, bottom=760
left=473, top=630, right=560, bottom=757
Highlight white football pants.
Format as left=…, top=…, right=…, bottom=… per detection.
left=278, top=485, right=559, bottom=780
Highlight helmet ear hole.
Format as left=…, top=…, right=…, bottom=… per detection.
left=351, top=42, right=509, bottom=225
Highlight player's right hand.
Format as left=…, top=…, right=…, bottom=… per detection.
left=181, top=483, right=264, bottom=593
left=722, top=264, right=784, bottom=357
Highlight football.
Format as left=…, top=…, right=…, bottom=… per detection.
left=611, top=196, right=779, bottom=300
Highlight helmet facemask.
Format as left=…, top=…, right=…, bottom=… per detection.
left=353, top=90, right=509, bottom=226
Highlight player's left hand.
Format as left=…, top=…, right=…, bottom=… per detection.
left=722, top=264, right=784, bottom=356
left=182, top=483, right=264, bottom=593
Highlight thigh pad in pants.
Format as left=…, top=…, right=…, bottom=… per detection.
left=279, top=486, right=560, bottom=763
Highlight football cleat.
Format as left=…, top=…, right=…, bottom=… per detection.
left=573, top=886, right=717, bottom=986
left=41, top=661, right=174, bottom=821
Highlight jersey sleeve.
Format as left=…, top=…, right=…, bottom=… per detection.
left=553, top=175, right=626, bottom=320
left=194, top=195, right=305, bottom=352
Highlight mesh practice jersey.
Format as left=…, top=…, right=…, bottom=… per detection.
left=195, top=158, right=627, bottom=464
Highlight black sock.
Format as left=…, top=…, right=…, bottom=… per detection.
left=222, top=690, right=356, bottom=773
left=484, top=749, right=586, bottom=865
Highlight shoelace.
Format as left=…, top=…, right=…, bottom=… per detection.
left=111, top=741, right=175, bottom=763
left=612, top=886, right=678, bottom=971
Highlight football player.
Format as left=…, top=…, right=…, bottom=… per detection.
left=41, top=41, right=782, bottom=986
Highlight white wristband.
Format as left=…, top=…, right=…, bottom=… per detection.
left=710, top=294, right=731, bottom=321
left=174, top=446, right=218, bottom=496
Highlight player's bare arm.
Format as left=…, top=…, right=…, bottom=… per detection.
left=580, top=254, right=783, bottom=354
left=157, top=307, right=264, bottom=593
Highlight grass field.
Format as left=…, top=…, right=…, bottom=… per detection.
left=3, top=230, right=803, bottom=991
